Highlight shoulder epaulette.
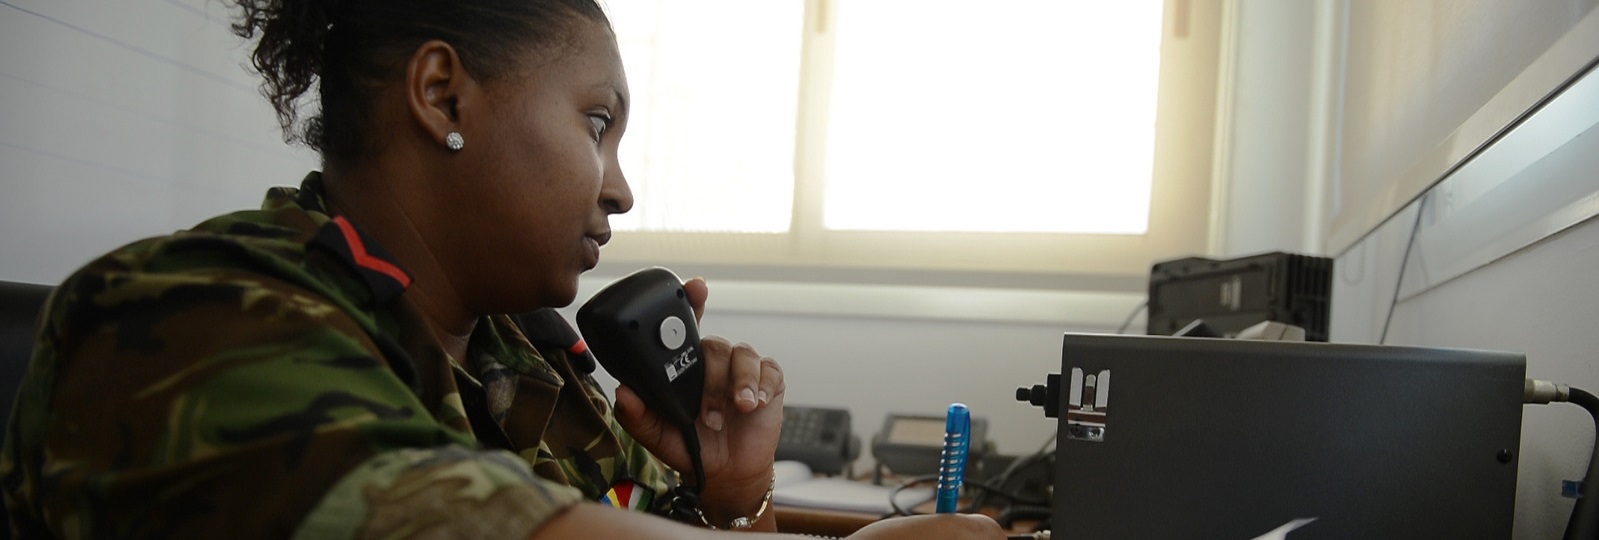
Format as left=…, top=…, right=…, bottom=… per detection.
left=309, top=216, right=412, bottom=306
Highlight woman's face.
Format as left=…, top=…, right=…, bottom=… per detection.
left=440, top=17, right=633, bottom=312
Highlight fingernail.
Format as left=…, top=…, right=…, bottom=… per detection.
left=705, top=410, right=725, bottom=431
left=758, top=390, right=770, bottom=405
left=738, top=388, right=757, bottom=406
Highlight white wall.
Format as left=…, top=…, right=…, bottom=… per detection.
left=0, top=0, right=317, bottom=285
left=1322, top=2, right=1599, bottom=539
left=1326, top=0, right=1599, bottom=253
left=1212, top=1, right=1320, bottom=257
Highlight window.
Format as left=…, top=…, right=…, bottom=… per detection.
left=605, top=1, right=803, bottom=234
left=599, top=0, right=1222, bottom=280
left=822, top=2, right=1162, bottom=235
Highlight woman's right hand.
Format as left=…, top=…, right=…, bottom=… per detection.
left=844, top=514, right=1008, bottom=539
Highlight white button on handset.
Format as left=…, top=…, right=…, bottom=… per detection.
left=659, top=316, right=687, bottom=349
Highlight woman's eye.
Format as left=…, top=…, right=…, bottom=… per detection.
left=588, top=114, right=610, bottom=140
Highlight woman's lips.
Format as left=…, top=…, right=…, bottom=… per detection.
left=583, top=231, right=609, bottom=269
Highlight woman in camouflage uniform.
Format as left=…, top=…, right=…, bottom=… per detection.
left=0, top=0, right=1004, bottom=538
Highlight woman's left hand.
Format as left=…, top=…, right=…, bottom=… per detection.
left=612, top=277, right=785, bottom=527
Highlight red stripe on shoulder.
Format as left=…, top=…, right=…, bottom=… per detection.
left=332, top=216, right=412, bottom=288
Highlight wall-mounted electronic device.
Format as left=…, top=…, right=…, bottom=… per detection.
left=776, top=405, right=860, bottom=476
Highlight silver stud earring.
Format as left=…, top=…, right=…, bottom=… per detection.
left=445, top=132, right=465, bottom=151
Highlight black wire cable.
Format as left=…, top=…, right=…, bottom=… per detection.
left=886, top=474, right=938, bottom=516
left=687, top=428, right=707, bottom=496
left=1564, top=387, right=1599, bottom=540
left=1115, top=302, right=1148, bottom=335
left=972, top=431, right=1056, bottom=511
left=665, top=428, right=711, bottom=525
left=1379, top=197, right=1428, bottom=344
left=887, top=474, right=1049, bottom=517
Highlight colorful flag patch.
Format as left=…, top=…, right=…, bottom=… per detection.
left=599, top=478, right=654, bottom=512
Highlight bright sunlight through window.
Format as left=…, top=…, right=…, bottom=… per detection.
left=605, top=1, right=804, bottom=233
left=823, top=2, right=1164, bottom=234
left=606, top=1, right=1165, bottom=236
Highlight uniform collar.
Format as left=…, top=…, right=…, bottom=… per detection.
left=292, top=172, right=414, bottom=306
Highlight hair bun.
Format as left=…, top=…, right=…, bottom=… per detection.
left=227, top=0, right=609, bottom=157
left=229, top=0, right=341, bottom=144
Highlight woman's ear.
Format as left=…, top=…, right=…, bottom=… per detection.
left=405, top=40, right=476, bottom=150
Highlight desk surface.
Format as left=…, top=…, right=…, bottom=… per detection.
left=774, top=505, right=882, bottom=538
left=774, top=501, right=1044, bottom=538
left=770, top=467, right=1048, bottom=537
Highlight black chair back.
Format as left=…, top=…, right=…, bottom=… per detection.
left=0, top=281, right=50, bottom=426
left=0, top=280, right=52, bottom=540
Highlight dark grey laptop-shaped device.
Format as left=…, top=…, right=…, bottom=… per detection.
left=1050, top=333, right=1524, bottom=539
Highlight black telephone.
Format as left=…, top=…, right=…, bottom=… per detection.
left=776, top=405, right=860, bottom=476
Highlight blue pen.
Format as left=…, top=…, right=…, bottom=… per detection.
left=936, top=403, right=971, bottom=513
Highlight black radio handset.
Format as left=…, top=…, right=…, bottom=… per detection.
left=576, top=267, right=711, bottom=506
left=577, top=266, right=705, bottom=431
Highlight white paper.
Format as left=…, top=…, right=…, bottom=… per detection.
left=771, top=460, right=935, bottom=514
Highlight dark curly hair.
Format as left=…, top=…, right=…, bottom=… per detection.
left=229, top=0, right=609, bottom=160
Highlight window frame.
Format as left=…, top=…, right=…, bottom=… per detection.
left=599, top=0, right=1224, bottom=282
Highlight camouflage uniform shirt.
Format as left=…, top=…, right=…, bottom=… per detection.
left=1, top=173, right=674, bottom=538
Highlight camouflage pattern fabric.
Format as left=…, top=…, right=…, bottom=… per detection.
left=0, top=173, right=674, bottom=539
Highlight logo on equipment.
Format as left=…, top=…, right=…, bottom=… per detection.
left=1066, top=367, right=1110, bottom=442
left=664, top=346, right=699, bottom=382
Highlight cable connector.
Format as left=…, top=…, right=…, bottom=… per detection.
left=1527, top=378, right=1573, bottom=404
left=1017, top=374, right=1061, bottom=418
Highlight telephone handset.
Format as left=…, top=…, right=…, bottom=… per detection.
left=576, top=267, right=706, bottom=434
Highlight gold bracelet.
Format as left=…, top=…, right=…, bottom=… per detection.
left=694, top=472, right=775, bottom=530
